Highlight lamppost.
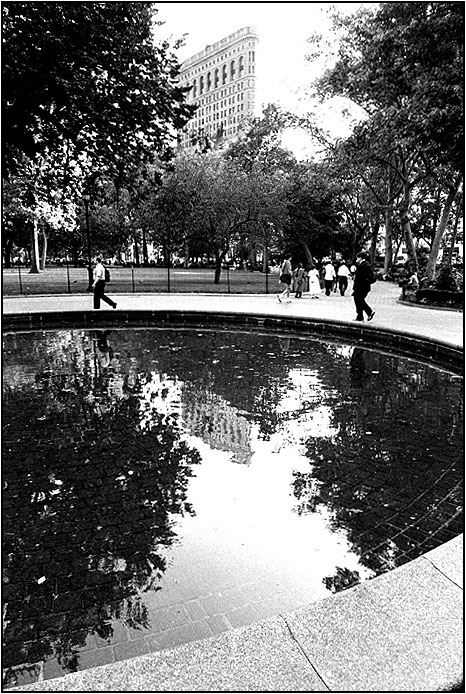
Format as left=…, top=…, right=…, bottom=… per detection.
left=83, top=193, right=92, bottom=291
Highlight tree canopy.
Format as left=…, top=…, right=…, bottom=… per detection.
left=2, top=2, right=195, bottom=177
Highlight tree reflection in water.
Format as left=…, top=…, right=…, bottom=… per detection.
left=3, top=330, right=201, bottom=683
left=293, top=346, right=463, bottom=586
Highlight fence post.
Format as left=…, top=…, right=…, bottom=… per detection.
left=131, top=265, right=135, bottom=293
left=65, top=254, right=71, bottom=293
left=226, top=264, right=231, bottom=293
left=17, top=259, right=23, bottom=294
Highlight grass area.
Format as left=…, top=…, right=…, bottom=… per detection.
left=3, top=266, right=279, bottom=296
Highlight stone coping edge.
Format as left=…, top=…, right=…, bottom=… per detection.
left=8, top=535, right=464, bottom=692
left=398, top=297, right=464, bottom=313
left=2, top=308, right=463, bottom=375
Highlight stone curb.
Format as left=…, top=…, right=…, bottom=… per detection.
left=9, top=537, right=464, bottom=692
left=3, top=308, right=463, bottom=376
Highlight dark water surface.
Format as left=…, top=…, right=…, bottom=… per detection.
left=2, top=328, right=463, bottom=686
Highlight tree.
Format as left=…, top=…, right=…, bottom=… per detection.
left=151, top=151, right=289, bottom=283
left=283, top=162, right=344, bottom=264
left=2, top=3, right=195, bottom=270
left=225, top=103, right=295, bottom=174
left=2, top=3, right=194, bottom=176
left=317, top=2, right=464, bottom=277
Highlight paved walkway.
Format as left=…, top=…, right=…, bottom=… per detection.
left=3, top=282, right=463, bottom=347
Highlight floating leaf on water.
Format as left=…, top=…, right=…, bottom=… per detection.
left=37, top=576, right=46, bottom=584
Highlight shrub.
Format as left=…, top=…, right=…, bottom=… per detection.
left=433, top=264, right=459, bottom=291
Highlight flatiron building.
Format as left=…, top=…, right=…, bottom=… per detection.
left=178, top=26, right=258, bottom=149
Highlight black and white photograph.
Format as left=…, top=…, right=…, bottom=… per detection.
left=2, top=2, right=463, bottom=691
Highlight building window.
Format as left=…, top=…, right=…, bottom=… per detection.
left=230, top=60, right=235, bottom=81
left=222, top=64, right=227, bottom=85
left=200, top=76, right=204, bottom=94
left=214, top=68, right=219, bottom=88
left=193, top=79, right=197, bottom=98
left=207, top=72, right=211, bottom=91
left=239, top=56, right=244, bottom=75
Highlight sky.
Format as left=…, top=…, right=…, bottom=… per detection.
left=154, top=2, right=373, bottom=157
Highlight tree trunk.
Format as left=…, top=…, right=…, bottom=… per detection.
left=443, top=205, right=461, bottom=267
left=133, top=237, right=140, bottom=267
left=425, top=180, right=461, bottom=281
left=39, top=229, right=48, bottom=270
left=183, top=241, right=190, bottom=268
left=29, top=219, right=40, bottom=273
left=369, top=218, right=379, bottom=264
left=262, top=244, right=268, bottom=273
left=383, top=174, right=394, bottom=274
left=400, top=178, right=418, bottom=272
left=214, top=251, right=226, bottom=284
left=299, top=240, right=314, bottom=267
left=142, top=227, right=149, bottom=266
left=3, top=237, right=14, bottom=268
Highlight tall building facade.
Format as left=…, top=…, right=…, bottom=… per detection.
left=178, top=26, right=258, bottom=150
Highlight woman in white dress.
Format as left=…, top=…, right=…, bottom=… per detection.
left=307, top=264, right=322, bottom=298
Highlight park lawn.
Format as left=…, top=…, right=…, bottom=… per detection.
left=2, top=266, right=279, bottom=296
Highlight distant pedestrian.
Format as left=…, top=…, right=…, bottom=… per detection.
left=323, top=259, right=336, bottom=296
left=293, top=263, right=306, bottom=298
left=332, top=260, right=339, bottom=292
left=277, top=254, right=293, bottom=303
left=337, top=260, right=351, bottom=296
left=307, top=264, right=322, bottom=298
left=352, top=252, right=376, bottom=322
left=92, top=257, right=117, bottom=310
left=406, top=270, right=419, bottom=290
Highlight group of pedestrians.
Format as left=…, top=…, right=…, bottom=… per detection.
left=321, top=258, right=351, bottom=296
left=91, top=252, right=375, bottom=323
left=277, top=252, right=376, bottom=322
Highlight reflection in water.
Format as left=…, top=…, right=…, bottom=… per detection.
left=2, top=329, right=463, bottom=686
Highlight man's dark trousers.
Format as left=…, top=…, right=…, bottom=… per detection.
left=93, top=280, right=115, bottom=309
left=353, top=289, right=373, bottom=320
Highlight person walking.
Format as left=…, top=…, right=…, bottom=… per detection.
left=307, top=264, right=322, bottom=298
left=277, top=254, right=293, bottom=303
left=337, top=260, right=351, bottom=296
left=332, top=259, right=339, bottom=292
left=323, top=258, right=336, bottom=296
left=92, top=257, right=117, bottom=310
left=293, top=263, right=306, bottom=298
left=352, top=252, right=376, bottom=321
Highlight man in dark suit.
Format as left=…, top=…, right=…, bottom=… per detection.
left=353, top=252, right=376, bottom=322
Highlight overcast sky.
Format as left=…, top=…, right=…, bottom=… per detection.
left=154, top=2, right=373, bottom=156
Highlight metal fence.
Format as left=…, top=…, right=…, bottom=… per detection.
left=3, top=263, right=283, bottom=296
